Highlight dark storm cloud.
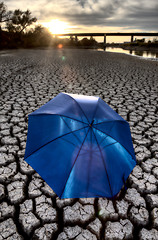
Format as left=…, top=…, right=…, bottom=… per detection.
left=76, top=0, right=87, bottom=8
left=127, top=6, right=158, bottom=19
left=38, top=0, right=122, bottom=23
left=4, top=0, right=158, bottom=31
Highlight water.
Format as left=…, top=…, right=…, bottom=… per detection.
left=98, top=47, right=158, bottom=59
left=1, top=48, right=158, bottom=59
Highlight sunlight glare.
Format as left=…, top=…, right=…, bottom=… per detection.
left=42, top=19, right=68, bottom=34
left=58, top=44, right=63, bottom=49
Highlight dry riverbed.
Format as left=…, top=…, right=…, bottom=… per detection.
left=0, top=49, right=158, bottom=239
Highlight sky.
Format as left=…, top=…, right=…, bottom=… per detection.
left=4, top=0, right=158, bottom=42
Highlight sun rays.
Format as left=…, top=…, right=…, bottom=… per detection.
left=42, top=19, right=69, bottom=34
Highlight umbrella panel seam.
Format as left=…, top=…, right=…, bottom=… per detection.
left=90, top=98, right=100, bottom=123
left=102, top=141, right=117, bottom=149
left=60, top=126, right=91, bottom=198
left=92, top=128, right=113, bottom=197
left=93, top=119, right=127, bottom=126
left=86, top=127, right=93, bottom=198
left=93, top=122, right=115, bottom=150
left=29, top=113, right=88, bottom=126
left=60, top=137, right=79, bottom=148
left=93, top=126, right=136, bottom=161
left=25, top=126, right=89, bottom=160
left=61, top=116, right=83, bottom=145
left=64, top=93, right=90, bottom=124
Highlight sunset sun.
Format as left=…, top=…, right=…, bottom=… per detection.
left=42, top=19, right=69, bottom=34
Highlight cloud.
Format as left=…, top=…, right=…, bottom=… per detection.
left=4, top=0, right=158, bottom=32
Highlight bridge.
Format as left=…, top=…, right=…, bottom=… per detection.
left=56, top=32, right=158, bottom=46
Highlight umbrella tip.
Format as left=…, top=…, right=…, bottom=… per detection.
left=89, top=120, right=94, bottom=127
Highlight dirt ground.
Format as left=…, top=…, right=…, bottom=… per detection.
left=0, top=49, right=158, bottom=239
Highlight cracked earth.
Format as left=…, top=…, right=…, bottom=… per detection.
left=0, top=49, right=158, bottom=239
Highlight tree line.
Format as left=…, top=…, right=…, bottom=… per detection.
left=0, top=2, right=98, bottom=49
left=1, top=2, right=156, bottom=50
left=0, top=2, right=55, bottom=48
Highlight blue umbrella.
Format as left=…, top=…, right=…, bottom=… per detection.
left=24, top=93, right=136, bottom=199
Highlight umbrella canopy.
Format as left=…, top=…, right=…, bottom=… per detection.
left=24, top=92, right=136, bottom=199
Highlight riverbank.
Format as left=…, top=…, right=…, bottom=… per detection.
left=0, top=49, right=158, bottom=239
left=122, top=45, right=158, bottom=53
left=99, top=47, right=158, bottom=59
left=1, top=44, right=158, bottom=55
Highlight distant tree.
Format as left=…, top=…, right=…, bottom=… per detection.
left=153, top=37, right=158, bottom=43
left=23, top=25, right=53, bottom=48
left=0, top=2, right=12, bottom=23
left=80, top=37, right=97, bottom=47
left=33, top=25, right=53, bottom=47
left=0, top=2, right=12, bottom=31
left=6, top=9, right=37, bottom=33
left=136, top=38, right=145, bottom=43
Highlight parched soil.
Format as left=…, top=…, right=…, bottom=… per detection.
left=0, top=49, right=158, bottom=240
